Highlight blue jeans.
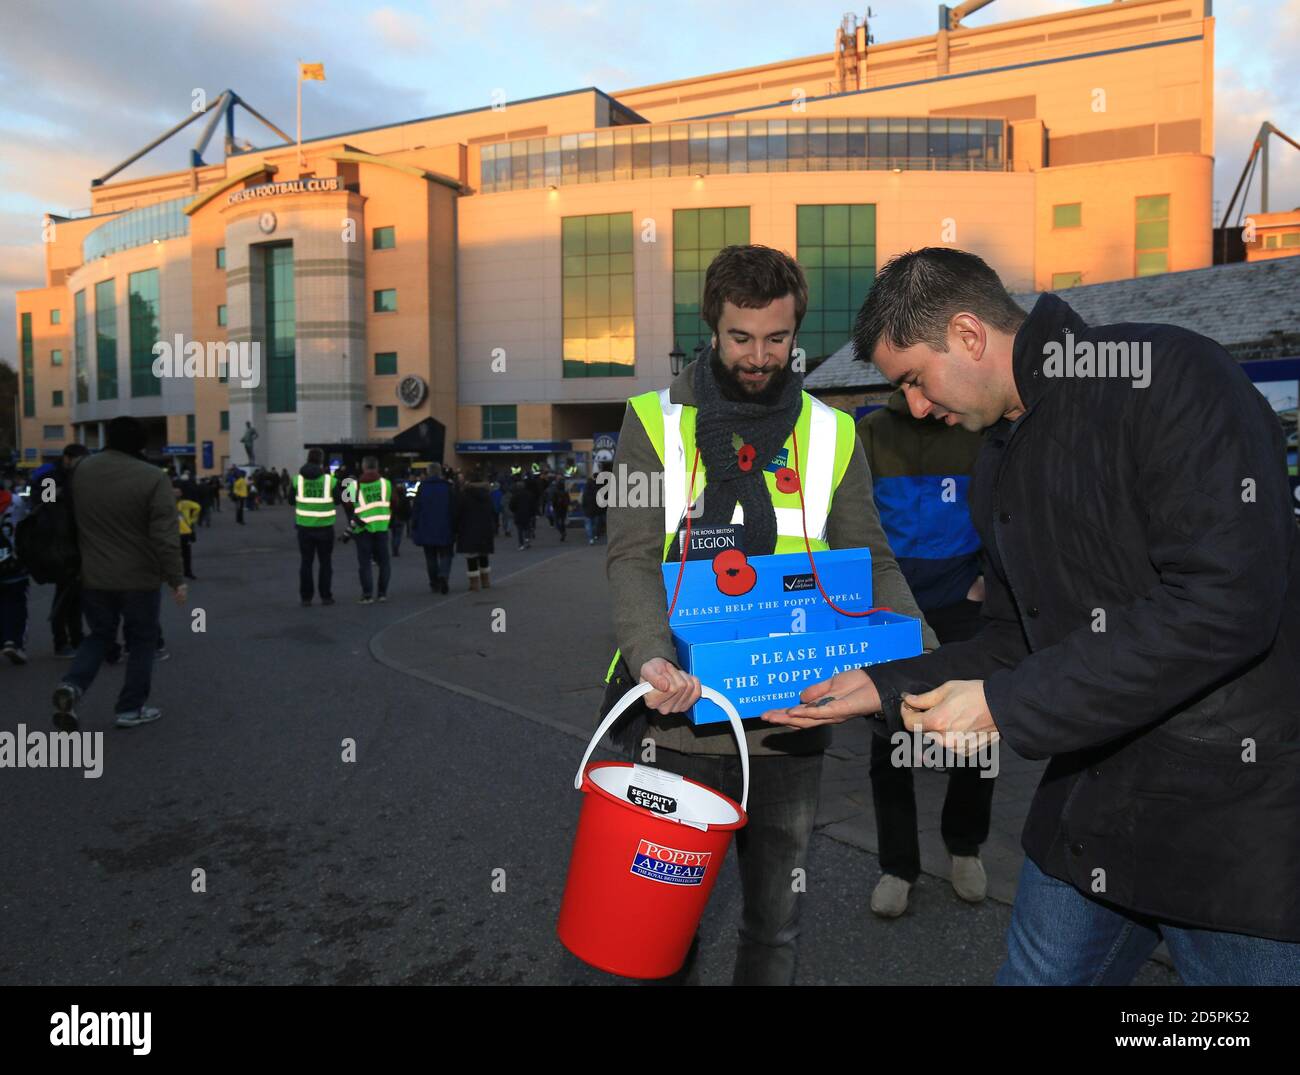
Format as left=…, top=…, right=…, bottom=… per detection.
left=353, top=530, right=391, bottom=598
left=63, top=588, right=161, bottom=715
left=421, top=545, right=453, bottom=586
left=997, top=856, right=1300, bottom=985
left=629, top=746, right=824, bottom=985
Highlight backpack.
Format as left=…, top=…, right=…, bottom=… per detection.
left=14, top=487, right=80, bottom=585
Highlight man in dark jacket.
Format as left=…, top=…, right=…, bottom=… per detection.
left=52, top=416, right=187, bottom=731
left=411, top=464, right=457, bottom=593
left=764, top=247, right=1300, bottom=983
left=509, top=480, right=538, bottom=550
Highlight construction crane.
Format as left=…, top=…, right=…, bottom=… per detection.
left=937, top=0, right=997, bottom=75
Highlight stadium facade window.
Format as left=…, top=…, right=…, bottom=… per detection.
left=1053, top=203, right=1082, bottom=229
left=94, top=278, right=118, bottom=401
left=128, top=268, right=161, bottom=397
left=373, top=226, right=396, bottom=250
left=374, top=288, right=397, bottom=313
left=374, top=352, right=398, bottom=375
left=481, top=117, right=1006, bottom=193
left=482, top=404, right=518, bottom=438
left=74, top=290, right=89, bottom=404
left=20, top=312, right=34, bottom=417
left=673, top=207, right=750, bottom=360
left=796, top=204, right=876, bottom=365
left=1135, top=194, right=1169, bottom=276
left=264, top=244, right=296, bottom=413
left=562, top=212, right=635, bottom=378
left=375, top=405, right=398, bottom=429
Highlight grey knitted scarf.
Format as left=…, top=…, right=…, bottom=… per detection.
left=667, top=349, right=803, bottom=558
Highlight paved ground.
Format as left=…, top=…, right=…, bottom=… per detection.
left=0, top=501, right=1177, bottom=985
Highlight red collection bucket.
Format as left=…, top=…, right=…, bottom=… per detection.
left=557, top=682, right=749, bottom=979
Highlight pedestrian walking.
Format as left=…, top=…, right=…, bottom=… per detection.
left=509, top=480, right=537, bottom=550
left=0, top=484, right=31, bottom=664
left=51, top=416, right=187, bottom=730
left=456, top=478, right=495, bottom=590
left=390, top=477, right=412, bottom=557
left=552, top=480, right=571, bottom=541
left=411, top=464, right=456, bottom=594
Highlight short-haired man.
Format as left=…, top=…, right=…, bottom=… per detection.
left=763, top=247, right=1300, bottom=984
left=604, top=244, right=936, bottom=984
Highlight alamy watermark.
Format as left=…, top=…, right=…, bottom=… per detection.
left=889, top=726, right=999, bottom=779
left=1042, top=331, right=1150, bottom=389
left=0, top=724, right=103, bottom=779
left=152, top=335, right=261, bottom=388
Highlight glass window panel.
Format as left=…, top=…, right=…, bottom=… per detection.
left=708, top=122, right=728, bottom=170
left=767, top=119, right=787, bottom=171
left=824, top=205, right=849, bottom=244
left=747, top=121, right=767, bottom=172
left=1136, top=195, right=1170, bottom=222
left=94, top=278, right=117, bottom=401
left=578, top=131, right=596, bottom=183
left=797, top=204, right=823, bottom=245
left=561, top=134, right=578, bottom=181
left=669, top=125, right=688, bottom=175
left=689, top=123, right=709, bottom=171
left=562, top=216, right=586, bottom=255
left=728, top=120, right=748, bottom=173
left=807, top=118, right=827, bottom=170
left=700, top=208, right=725, bottom=249
left=1136, top=251, right=1167, bottom=276
left=850, top=204, right=875, bottom=246
left=650, top=126, right=669, bottom=177
left=1053, top=203, right=1082, bottom=228
left=1135, top=220, right=1168, bottom=250
left=725, top=206, right=749, bottom=245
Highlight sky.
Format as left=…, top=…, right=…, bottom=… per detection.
left=1, top=0, right=1295, bottom=368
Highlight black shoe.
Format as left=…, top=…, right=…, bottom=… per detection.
left=52, top=683, right=81, bottom=732
left=302, top=599, right=313, bottom=607
left=322, top=597, right=335, bottom=606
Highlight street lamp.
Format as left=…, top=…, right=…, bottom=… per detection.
left=669, top=342, right=685, bottom=376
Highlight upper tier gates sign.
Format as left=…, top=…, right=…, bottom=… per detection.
left=227, top=176, right=343, bottom=205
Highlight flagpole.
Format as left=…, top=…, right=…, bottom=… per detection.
left=296, top=63, right=303, bottom=169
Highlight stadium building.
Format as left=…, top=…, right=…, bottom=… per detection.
left=16, top=0, right=1220, bottom=475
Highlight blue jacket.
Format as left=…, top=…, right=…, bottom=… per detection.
left=411, top=477, right=456, bottom=547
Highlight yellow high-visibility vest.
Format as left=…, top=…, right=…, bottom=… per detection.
left=295, top=473, right=336, bottom=527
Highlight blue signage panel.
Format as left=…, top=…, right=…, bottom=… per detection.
left=162, top=444, right=196, bottom=455
left=201, top=441, right=214, bottom=469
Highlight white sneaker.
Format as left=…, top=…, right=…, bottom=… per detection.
left=950, top=854, right=987, bottom=903
left=870, top=874, right=912, bottom=918
left=2, top=644, right=28, bottom=665
left=115, top=706, right=163, bottom=729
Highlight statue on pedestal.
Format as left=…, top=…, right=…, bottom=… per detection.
left=240, top=421, right=259, bottom=465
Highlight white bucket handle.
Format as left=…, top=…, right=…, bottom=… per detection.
left=575, top=681, right=750, bottom=813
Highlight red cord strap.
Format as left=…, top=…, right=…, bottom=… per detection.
left=665, top=431, right=891, bottom=621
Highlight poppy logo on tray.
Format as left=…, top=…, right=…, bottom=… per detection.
left=630, top=840, right=711, bottom=885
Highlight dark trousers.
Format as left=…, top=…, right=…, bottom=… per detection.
left=354, top=530, right=391, bottom=598
left=632, top=746, right=824, bottom=986
left=51, top=579, right=84, bottom=649
left=235, top=496, right=245, bottom=524
left=555, top=510, right=568, bottom=540
left=181, top=534, right=195, bottom=577
left=0, top=579, right=29, bottom=647
left=869, top=597, right=996, bottom=882
left=64, top=588, right=161, bottom=714
left=422, top=545, right=453, bottom=586
left=390, top=521, right=405, bottom=555
left=297, top=526, right=334, bottom=601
